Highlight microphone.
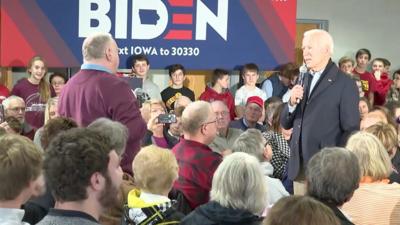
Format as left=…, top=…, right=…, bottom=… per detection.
left=296, top=64, right=308, bottom=103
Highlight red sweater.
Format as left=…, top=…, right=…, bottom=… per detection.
left=199, top=86, right=236, bottom=120
left=373, top=72, right=393, bottom=106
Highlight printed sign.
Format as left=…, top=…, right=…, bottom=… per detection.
left=0, top=0, right=296, bottom=70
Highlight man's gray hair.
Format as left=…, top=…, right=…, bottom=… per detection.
left=82, top=33, right=113, bottom=61
left=87, top=118, right=128, bottom=155
left=2, top=95, right=24, bottom=110
left=181, top=101, right=211, bottom=135
left=304, top=29, right=334, bottom=55
left=232, top=129, right=265, bottom=162
left=306, top=147, right=360, bottom=206
left=211, top=152, right=267, bottom=214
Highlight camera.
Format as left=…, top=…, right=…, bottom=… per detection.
left=158, top=113, right=177, bottom=124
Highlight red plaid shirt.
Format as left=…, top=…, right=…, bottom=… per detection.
left=172, top=139, right=222, bottom=209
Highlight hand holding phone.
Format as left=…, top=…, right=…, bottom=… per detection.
left=158, top=113, right=177, bottom=124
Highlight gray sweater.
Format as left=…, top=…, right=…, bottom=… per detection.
left=37, top=209, right=100, bottom=225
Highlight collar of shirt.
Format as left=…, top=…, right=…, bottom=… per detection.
left=81, top=63, right=112, bottom=74
left=48, top=208, right=98, bottom=223
left=308, top=68, right=325, bottom=95
left=0, top=208, right=26, bottom=224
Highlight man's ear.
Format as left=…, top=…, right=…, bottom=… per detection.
left=90, top=172, right=106, bottom=191
left=105, top=47, right=112, bottom=61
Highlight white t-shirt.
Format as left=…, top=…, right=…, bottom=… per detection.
left=235, top=85, right=267, bottom=106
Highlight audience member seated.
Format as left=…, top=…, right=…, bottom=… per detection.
left=261, top=62, right=299, bottom=99
left=371, top=58, right=392, bottom=106
left=142, top=101, right=184, bottom=149
left=174, top=95, right=192, bottom=109
left=360, top=111, right=387, bottom=130
left=232, top=129, right=289, bottom=206
left=33, top=97, right=59, bottom=149
left=181, top=152, right=267, bottom=225
left=0, top=96, right=34, bottom=139
left=22, top=117, right=78, bottom=224
left=123, top=145, right=184, bottom=225
left=358, top=97, right=371, bottom=120
left=263, top=96, right=282, bottom=130
left=209, top=100, right=242, bottom=156
left=49, top=72, right=67, bottom=97
left=87, top=118, right=133, bottom=225
left=262, top=104, right=290, bottom=180
left=230, top=96, right=266, bottom=132
left=161, top=64, right=195, bottom=111
left=199, top=68, right=236, bottom=120
left=141, top=100, right=168, bottom=148
left=386, top=69, right=400, bottom=103
left=37, top=128, right=123, bottom=225
left=365, top=122, right=400, bottom=183
left=172, top=101, right=222, bottom=210
left=234, top=63, right=267, bottom=118
left=130, top=54, right=162, bottom=100
left=343, top=132, right=400, bottom=225
left=306, top=147, right=360, bottom=225
left=0, top=134, right=44, bottom=225
left=264, top=196, right=340, bottom=225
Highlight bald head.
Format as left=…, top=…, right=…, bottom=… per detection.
left=82, top=33, right=119, bottom=73
left=182, top=101, right=212, bottom=135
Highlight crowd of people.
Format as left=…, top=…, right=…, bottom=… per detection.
left=1, top=29, right=400, bottom=225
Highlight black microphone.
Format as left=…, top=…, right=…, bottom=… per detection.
left=296, top=64, right=308, bottom=103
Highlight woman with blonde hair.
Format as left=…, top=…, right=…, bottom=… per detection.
left=343, top=131, right=400, bottom=225
left=33, top=97, right=59, bottom=149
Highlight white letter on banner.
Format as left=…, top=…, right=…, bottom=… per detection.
left=78, top=0, right=111, bottom=37
left=115, top=0, right=128, bottom=39
left=196, top=0, right=229, bottom=41
left=131, top=0, right=168, bottom=39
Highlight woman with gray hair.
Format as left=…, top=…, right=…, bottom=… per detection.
left=181, top=152, right=267, bottom=225
left=232, top=128, right=288, bottom=206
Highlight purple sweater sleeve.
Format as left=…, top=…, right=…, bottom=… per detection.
left=101, top=79, right=146, bottom=174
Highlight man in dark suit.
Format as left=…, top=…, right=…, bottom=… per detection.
left=280, top=29, right=360, bottom=193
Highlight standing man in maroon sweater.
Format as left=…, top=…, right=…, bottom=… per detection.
left=58, top=33, right=146, bottom=174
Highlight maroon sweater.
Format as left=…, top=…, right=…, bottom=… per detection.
left=58, top=69, right=146, bottom=174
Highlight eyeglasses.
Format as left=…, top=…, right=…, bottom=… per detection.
left=203, top=119, right=217, bottom=125
left=8, top=107, right=26, bottom=112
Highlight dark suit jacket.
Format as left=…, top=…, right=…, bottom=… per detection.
left=280, top=61, right=360, bottom=180
left=324, top=202, right=354, bottom=225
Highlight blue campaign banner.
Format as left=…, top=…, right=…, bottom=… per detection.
left=1, top=0, right=296, bottom=70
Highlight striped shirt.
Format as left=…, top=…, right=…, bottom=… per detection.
left=342, top=182, right=400, bottom=225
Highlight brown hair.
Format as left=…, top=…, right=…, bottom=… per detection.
left=271, top=104, right=285, bottom=133
left=27, top=56, right=51, bottom=103
left=41, top=117, right=78, bottom=150
left=0, top=134, right=43, bottom=200
left=279, top=62, right=299, bottom=79
left=264, top=196, right=340, bottom=225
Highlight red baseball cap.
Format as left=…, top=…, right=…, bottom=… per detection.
left=246, top=96, right=264, bottom=108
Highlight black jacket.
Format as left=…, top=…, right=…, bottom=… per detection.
left=181, top=201, right=262, bottom=225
